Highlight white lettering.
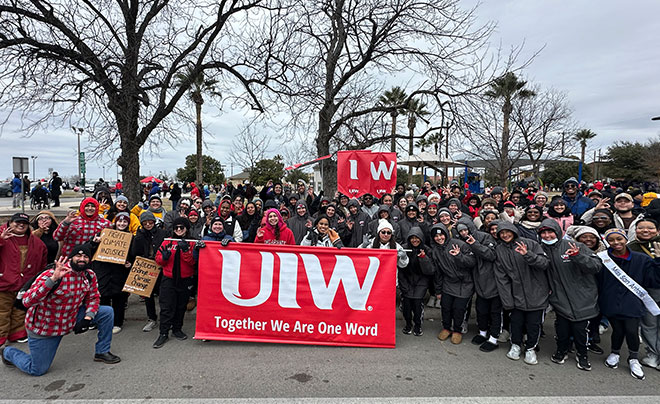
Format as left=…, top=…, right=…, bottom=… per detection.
left=299, top=255, right=379, bottom=310
left=370, top=160, right=395, bottom=180
left=276, top=253, right=300, bottom=308
left=220, top=250, right=273, bottom=307
left=349, top=159, right=358, bottom=180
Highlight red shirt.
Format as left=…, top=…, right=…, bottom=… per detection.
left=23, top=267, right=100, bottom=336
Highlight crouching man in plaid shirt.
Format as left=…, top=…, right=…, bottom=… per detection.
left=1, top=244, right=120, bottom=375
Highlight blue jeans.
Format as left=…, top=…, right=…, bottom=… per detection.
left=2, top=305, right=114, bottom=376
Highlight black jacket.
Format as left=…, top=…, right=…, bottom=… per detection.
left=539, top=219, right=601, bottom=321
left=467, top=229, right=499, bottom=299
left=429, top=224, right=476, bottom=298
left=493, top=221, right=550, bottom=311
left=398, top=227, right=434, bottom=299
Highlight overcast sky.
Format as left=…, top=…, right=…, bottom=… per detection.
left=1, top=0, right=659, bottom=182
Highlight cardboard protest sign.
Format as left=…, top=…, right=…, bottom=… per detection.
left=92, top=228, right=132, bottom=264
left=122, top=257, right=161, bottom=297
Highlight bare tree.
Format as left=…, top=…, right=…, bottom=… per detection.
left=272, top=0, right=498, bottom=193
left=228, top=126, right=271, bottom=172
left=511, top=86, right=576, bottom=177
left=0, top=0, right=288, bottom=202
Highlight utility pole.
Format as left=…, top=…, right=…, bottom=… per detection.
left=30, top=155, right=38, bottom=181
left=71, top=126, right=85, bottom=196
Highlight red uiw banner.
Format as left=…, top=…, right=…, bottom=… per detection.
left=195, top=242, right=397, bottom=348
left=337, top=150, right=397, bottom=198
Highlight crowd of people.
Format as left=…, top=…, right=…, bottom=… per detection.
left=2, top=175, right=660, bottom=381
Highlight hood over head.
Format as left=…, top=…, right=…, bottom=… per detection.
left=407, top=226, right=426, bottom=244
left=538, top=218, right=562, bottom=238
left=79, top=197, right=100, bottom=220
left=430, top=223, right=449, bottom=244
left=496, top=221, right=519, bottom=239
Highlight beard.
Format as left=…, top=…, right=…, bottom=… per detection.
left=71, top=260, right=90, bottom=272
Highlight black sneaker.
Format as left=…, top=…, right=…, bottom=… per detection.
left=402, top=325, right=413, bottom=335
left=551, top=351, right=568, bottom=364
left=587, top=343, right=604, bottom=355
left=172, top=330, right=188, bottom=340
left=94, top=352, right=121, bottom=364
left=576, top=355, right=592, bottom=371
left=413, top=328, right=423, bottom=337
left=471, top=334, right=487, bottom=345
left=1, top=347, right=15, bottom=368
left=153, top=334, right=169, bottom=349
left=479, top=340, right=498, bottom=352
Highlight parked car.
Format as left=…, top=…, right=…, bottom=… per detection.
left=0, top=182, right=13, bottom=197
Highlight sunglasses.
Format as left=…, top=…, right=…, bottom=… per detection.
left=379, top=230, right=392, bottom=235
left=174, top=225, right=186, bottom=230
left=565, top=184, right=577, bottom=188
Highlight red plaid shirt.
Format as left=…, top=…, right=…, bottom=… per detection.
left=23, top=267, right=100, bottom=336
left=54, top=197, right=111, bottom=257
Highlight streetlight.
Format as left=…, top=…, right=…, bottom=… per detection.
left=30, top=155, right=38, bottom=181
left=71, top=126, right=84, bottom=196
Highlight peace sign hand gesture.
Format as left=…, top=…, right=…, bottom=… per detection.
left=449, top=244, right=461, bottom=256
left=565, top=242, right=580, bottom=256
left=514, top=241, right=528, bottom=256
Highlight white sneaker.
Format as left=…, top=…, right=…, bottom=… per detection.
left=641, top=353, right=659, bottom=368
left=142, top=319, right=157, bottom=332
left=507, top=344, right=521, bottom=361
left=629, top=359, right=645, bottom=380
left=435, top=299, right=442, bottom=309
left=599, top=323, right=608, bottom=335
left=112, top=326, right=122, bottom=334
left=427, top=296, right=436, bottom=308
left=524, top=349, right=538, bottom=365
left=605, top=353, right=620, bottom=369
left=498, top=329, right=510, bottom=343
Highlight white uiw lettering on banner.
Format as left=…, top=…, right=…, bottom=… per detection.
left=348, top=159, right=395, bottom=180
left=220, top=250, right=380, bottom=310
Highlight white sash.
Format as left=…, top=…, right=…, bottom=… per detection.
left=597, top=250, right=660, bottom=316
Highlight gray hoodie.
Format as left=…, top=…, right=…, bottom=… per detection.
left=538, top=219, right=601, bottom=321
left=493, top=221, right=550, bottom=311
left=461, top=220, right=499, bottom=299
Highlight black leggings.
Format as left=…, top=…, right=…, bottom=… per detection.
left=100, top=293, right=129, bottom=327
left=402, top=297, right=424, bottom=330
left=475, top=295, right=502, bottom=337
left=609, top=316, right=640, bottom=360
left=441, top=294, right=470, bottom=333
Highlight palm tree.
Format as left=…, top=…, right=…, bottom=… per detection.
left=573, top=129, right=597, bottom=164
left=175, top=67, right=221, bottom=186
left=415, top=132, right=443, bottom=154
left=485, top=72, right=536, bottom=184
left=378, top=86, right=408, bottom=153
left=406, top=98, right=430, bottom=152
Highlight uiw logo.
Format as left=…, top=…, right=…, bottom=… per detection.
left=219, top=251, right=380, bottom=310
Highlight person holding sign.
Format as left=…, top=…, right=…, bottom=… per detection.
left=153, top=217, right=196, bottom=349
left=599, top=228, right=660, bottom=380
left=54, top=197, right=112, bottom=258
left=89, top=213, right=135, bottom=334
left=131, top=211, right=168, bottom=333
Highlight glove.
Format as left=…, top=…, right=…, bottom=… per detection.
left=158, top=244, right=172, bottom=261
left=177, top=240, right=190, bottom=252
left=195, top=240, right=206, bottom=249
left=221, top=238, right=231, bottom=247
left=397, top=249, right=407, bottom=259
left=328, top=229, right=340, bottom=243
left=74, top=318, right=91, bottom=334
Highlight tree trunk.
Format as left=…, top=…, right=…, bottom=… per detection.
left=408, top=117, right=415, bottom=177
left=390, top=112, right=397, bottom=153
left=118, top=141, right=141, bottom=205
left=318, top=109, right=336, bottom=195
left=195, top=101, right=203, bottom=186
left=580, top=143, right=586, bottom=163
left=499, top=102, right=512, bottom=186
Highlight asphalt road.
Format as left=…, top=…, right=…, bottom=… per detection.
left=2, top=296, right=660, bottom=401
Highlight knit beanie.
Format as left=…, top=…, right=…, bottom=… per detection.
left=377, top=219, right=393, bottom=233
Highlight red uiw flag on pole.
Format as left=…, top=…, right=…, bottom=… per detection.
left=336, top=150, right=397, bottom=198
left=195, top=242, right=397, bottom=348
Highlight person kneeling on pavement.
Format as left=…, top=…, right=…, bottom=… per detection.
left=1, top=244, right=120, bottom=376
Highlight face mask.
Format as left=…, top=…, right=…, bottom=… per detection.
left=541, top=238, right=558, bottom=245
